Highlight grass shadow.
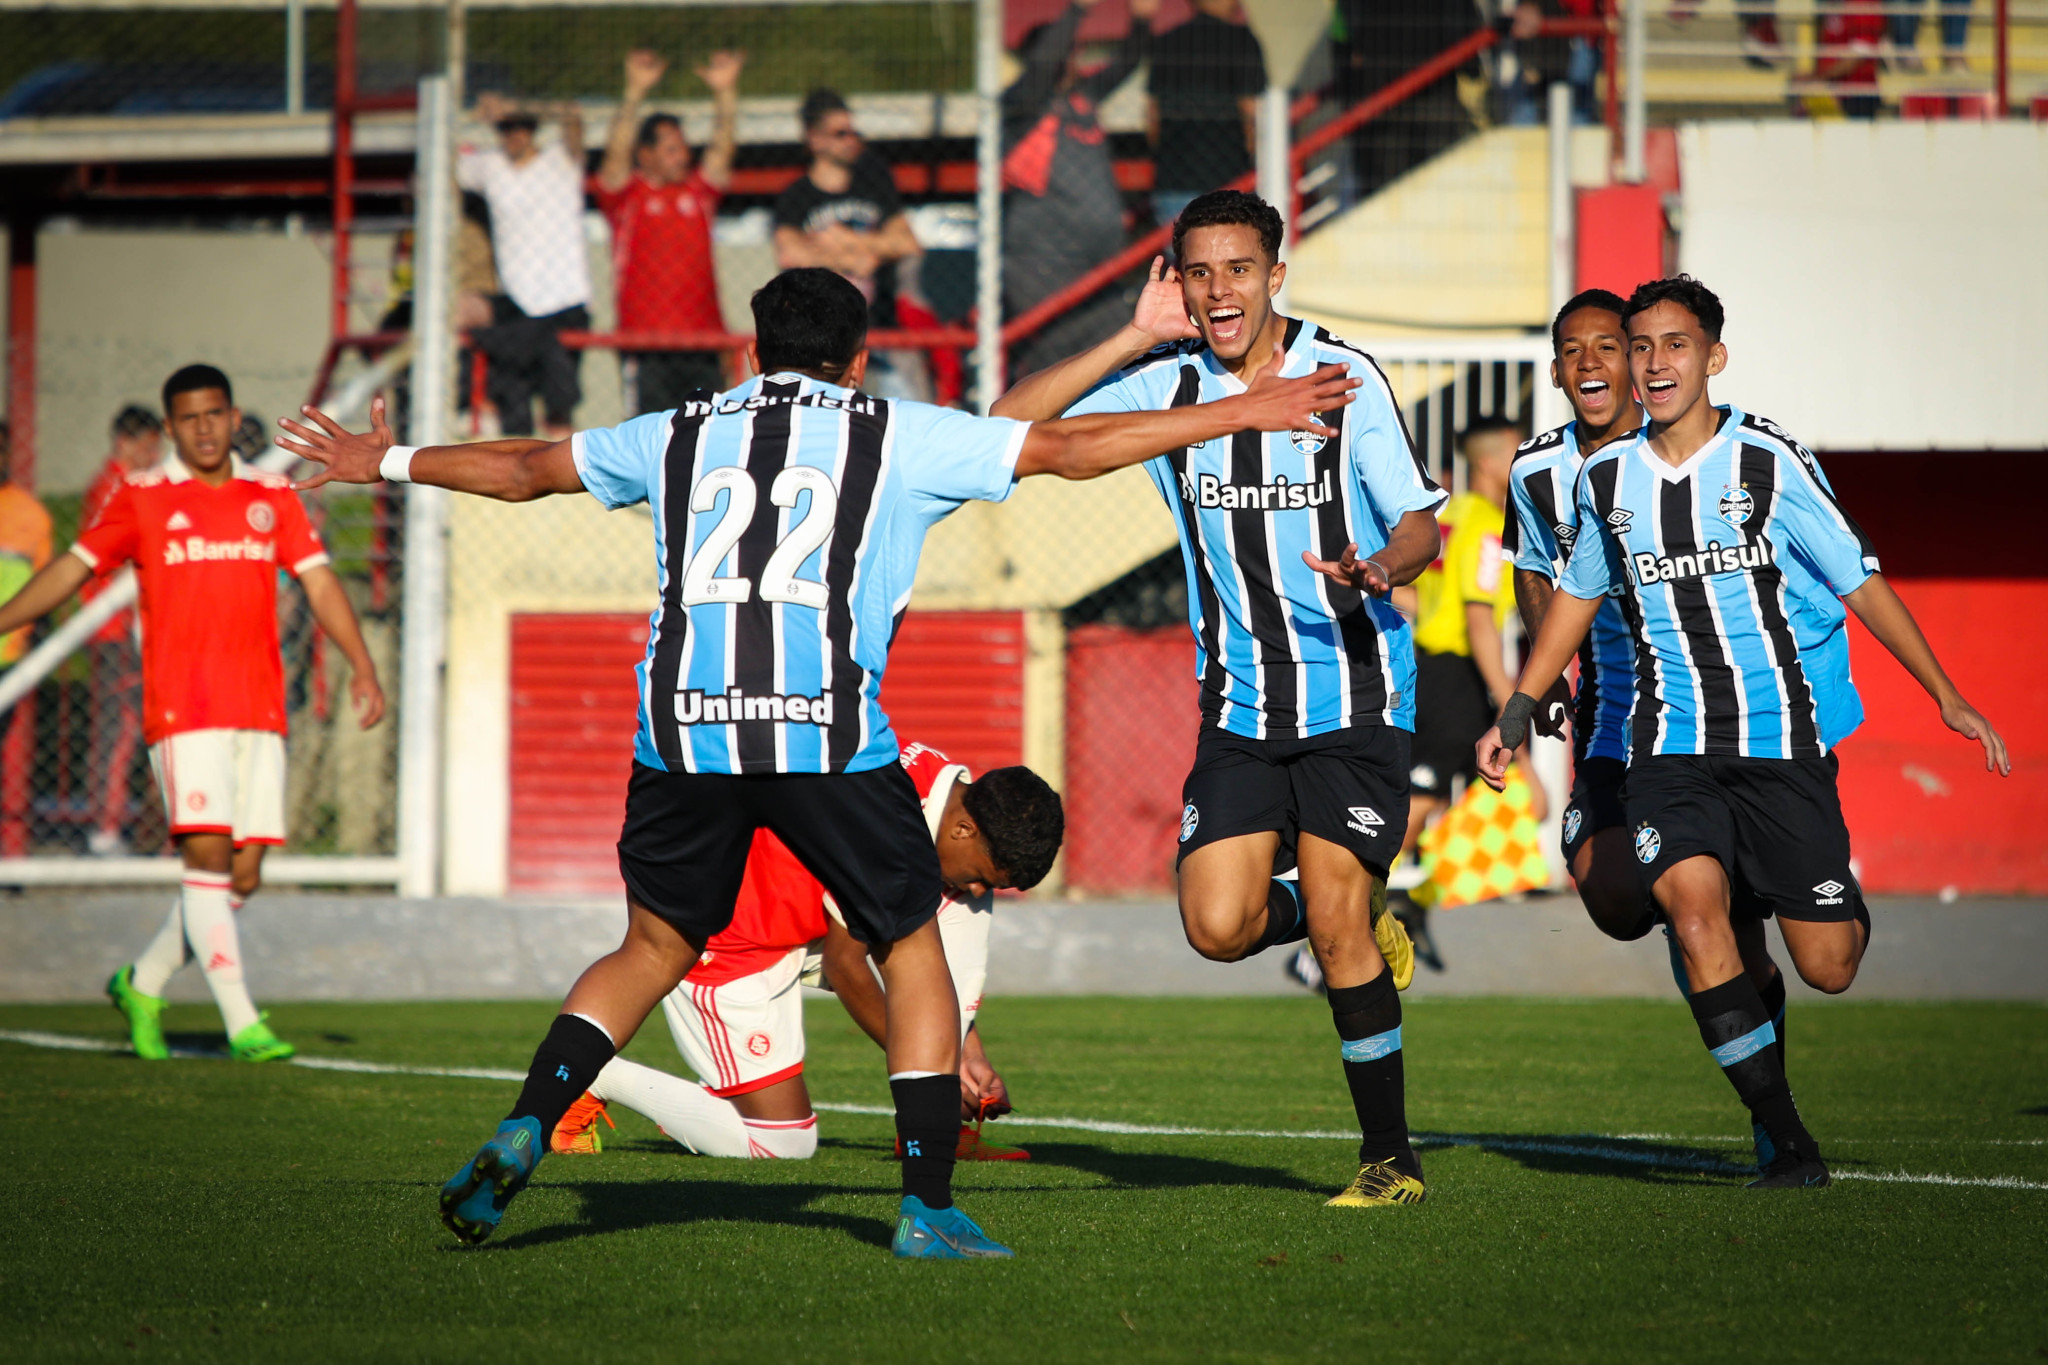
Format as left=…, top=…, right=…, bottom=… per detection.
left=476, top=1178, right=896, bottom=1252
left=1417, top=1131, right=1756, bottom=1187
left=1009, top=1141, right=1329, bottom=1195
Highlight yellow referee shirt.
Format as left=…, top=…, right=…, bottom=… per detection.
left=1411, top=490, right=1512, bottom=658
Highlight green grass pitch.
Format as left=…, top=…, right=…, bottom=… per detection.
left=2, top=996, right=2045, bottom=1362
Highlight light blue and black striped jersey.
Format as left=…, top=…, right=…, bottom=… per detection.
left=1558, top=406, right=1879, bottom=760
left=572, top=371, right=1030, bottom=776
left=1065, top=319, right=1447, bottom=737
left=1503, top=420, right=1640, bottom=764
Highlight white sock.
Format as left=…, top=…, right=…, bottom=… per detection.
left=590, top=1057, right=758, bottom=1158
left=130, top=897, right=191, bottom=998
left=180, top=871, right=260, bottom=1036
left=742, top=1114, right=819, bottom=1160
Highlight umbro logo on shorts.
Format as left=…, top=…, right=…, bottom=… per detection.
left=1563, top=807, right=1582, bottom=844
left=1634, top=825, right=1661, bottom=864
left=1813, top=880, right=1846, bottom=906
left=1346, top=806, right=1383, bottom=837
left=1180, top=803, right=1199, bottom=843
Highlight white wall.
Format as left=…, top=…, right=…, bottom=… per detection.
left=1678, top=121, right=2048, bottom=451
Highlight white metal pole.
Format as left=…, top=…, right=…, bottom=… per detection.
left=1547, top=81, right=1574, bottom=323
left=286, top=0, right=306, bottom=115
left=1256, top=83, right=1291, bottom=311
left=398, top=73, right=455, bottom=899
left=1623, top=0, right=1647, bottom=183
left=972, top=0, right=1003, bottom=415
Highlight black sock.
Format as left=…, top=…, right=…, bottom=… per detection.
left=1759, top=968, right=1788, bottom=1075
left=892, top=1074, right=959, bottom=1209
left=1327, top=972, right=1418, bottom=1176
left=1689, top=975, right=1813, bottom=1160
left=1243, top=878, right=1308, bottom=957
left=507, top=1013, right=617, bottom=1144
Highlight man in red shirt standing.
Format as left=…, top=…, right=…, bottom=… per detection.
left=0, top=365, right=386, bottom=1062
left=595, top=47, right=742, bottom=416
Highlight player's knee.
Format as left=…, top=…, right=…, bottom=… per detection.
left=1179, top=899, right=1261, bottom=962
left=1793, top=956, right=1856, bottom=995
left=230, top=871, right=262, bottom=900
left=742, top=1115, right=818, bottom=1159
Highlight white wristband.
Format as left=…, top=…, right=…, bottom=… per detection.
left=379, top=445, right=419, bottom=484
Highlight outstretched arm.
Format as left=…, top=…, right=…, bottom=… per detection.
left=1844, top=573, right=2009, bottom=775
left=991, top=257, right=1199, bottom=421
left=1013, top=358, right=1358, bottom=481
left=1300, top=507, right=1440, bottom=600
left=0, top=553, right=91, bottom=639
left=299, top=565, right=387, bottom=729
left=695, top=50, right=744, bottom=190
left=277, top=396, right=584, bottom=503
left=1474, top=589, right=1602, bottom=789
left=598, top=49, right=668, bottom=193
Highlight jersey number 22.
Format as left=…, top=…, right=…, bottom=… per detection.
left=680, top=465, right=837, bottom=610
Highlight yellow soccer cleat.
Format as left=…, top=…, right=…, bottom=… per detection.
left=1370, top=882, right=1416, bottom=992
left=1325, top=1160, right=1427, bottom=1208
left=550, top=1091, right=615, bottom=1155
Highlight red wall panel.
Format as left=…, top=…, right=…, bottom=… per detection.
left=1063, top=625, right=1198, bottom=894
left=507, top=610, right=1025, bottom=895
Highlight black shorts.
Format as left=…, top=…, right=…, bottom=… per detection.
left=1178, top=725, right=1411, bottom=879
left=1561, top=756, right=1629, bottom=866
left=617, top=760, right=942, bottom=946
left=1622, top=754, right=1865, bottom=923
left=1409, top=649, right=1492, bottom=798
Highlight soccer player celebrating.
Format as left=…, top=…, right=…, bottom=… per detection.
left=0, top=365, right=385, bottom=1062
left=280, top=266, right=1359, bottom=1257
left=556, top=743, right=1059, bottom=1163
left=992, top=189, right=1444, bottom=1208
left=1477, top=276, right=2009, bottom=1189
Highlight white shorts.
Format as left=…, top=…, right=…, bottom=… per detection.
left=150, top=728, right=287, bottom=845
left=662, top=945, right=808, bottom=1098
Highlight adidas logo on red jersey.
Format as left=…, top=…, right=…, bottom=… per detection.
left=166, top=511, right=193, bottom=531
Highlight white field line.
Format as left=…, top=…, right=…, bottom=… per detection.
left=5, top=1029, right=2043, bottom=1191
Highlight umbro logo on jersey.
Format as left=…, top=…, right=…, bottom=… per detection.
left=1346, top=806, right=1383, bottom=836
left=1634, top=825, right=1661, bottom=864
left=1554, top=522, right=1578, bottom=548
left=1180, top=802, right=1200, bottom=843
left=1631, top=539, right=1775, bottom=587
left=1813, top=879, right=1846, bottom=906
left=166, top=511, right=192, bottom=531
left=674, top=687, right=835, bottom=727
left=1182, top=469, right=1335, bottom=512
left=1605, top=508, right=1633, bottom=531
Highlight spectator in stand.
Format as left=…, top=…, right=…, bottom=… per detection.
left=774, top=89, right=960, bottom=404
left=1146, top=0, right=1264, bottom=227
left=1500, top=0, right=1602, bottom=126
left=1003, top=0, right=1158, bottom=379
left=1333, top=0, right=1481, bottom=198
left=1889, top=0, right=1971, bottom=73
left=597, top=47, right=743, bottom=415
left=458, top=94, right=593, bottom=437
left=1814, top=0, right=1886, bottom=119
left=79, top=405, right=164, bottom=855
left=0, top=419, right=52, bottom=669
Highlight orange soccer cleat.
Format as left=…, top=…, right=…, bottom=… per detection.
left=550, top=1092, right=615, bottom=1155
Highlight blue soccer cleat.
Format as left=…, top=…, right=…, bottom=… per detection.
left=891, top=1197, right=1014, bottom=1259
left=439, top=1117, right=544, bottom=1245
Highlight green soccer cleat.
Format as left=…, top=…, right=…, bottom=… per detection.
left=106, top=966, right=169, bottom=1061
left=229, top=1014, right=296, bottom=1062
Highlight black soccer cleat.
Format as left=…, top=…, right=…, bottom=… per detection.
left=1746, top=1149, right=1830, bottom=1190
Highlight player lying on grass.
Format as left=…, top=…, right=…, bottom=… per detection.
left=1508, top=288, right=1861, bottom=1172
left=280, top=266, right=1359, bottom=1259
left=0, top=364, right=384, bottom=1064
left=555, top=742, right=1055, bottom=1163
left=1477, top=274, right=2009, bottom=1190
left=992, top=190, right=1436, bottom=1210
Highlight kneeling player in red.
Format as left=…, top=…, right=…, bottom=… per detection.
left=555, top=743, right=1056, bottom=1162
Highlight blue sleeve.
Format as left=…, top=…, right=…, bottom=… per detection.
left=892, top=403, right=1030, bottom=509
left=1773, top=450, right=1878, bottom=595
left=1558, top=465, right=1617, bottom=599
left=1508, top=464, right=1562, bottom=579
left=1349, top=370, right=1446, bottom=528
left=572, top=411, right=673, bottom=510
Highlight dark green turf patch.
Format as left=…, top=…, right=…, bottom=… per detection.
left=1, top=998, right=2044, bottom=1362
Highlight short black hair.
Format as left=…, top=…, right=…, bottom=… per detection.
left=1624, top=274, right=1725, bottom=342
left=494, top=111, right=539, bottom=133
left=751, top=269, right=868, bottom=380
left=1550, top=288, right=1630, bottom=349
left=636, top=112, right=683, bottom=151
left=1459, top=414, right=1527, bottom=450
left=962, top=766, right=1065, bottom=891
left=162, top=364, right=232, bottom=415
left=1171, top=189, right=1284, bottom=265
left=112, top=404, right=162, bottom=439
left=800, top=87, right=849, bottom=131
